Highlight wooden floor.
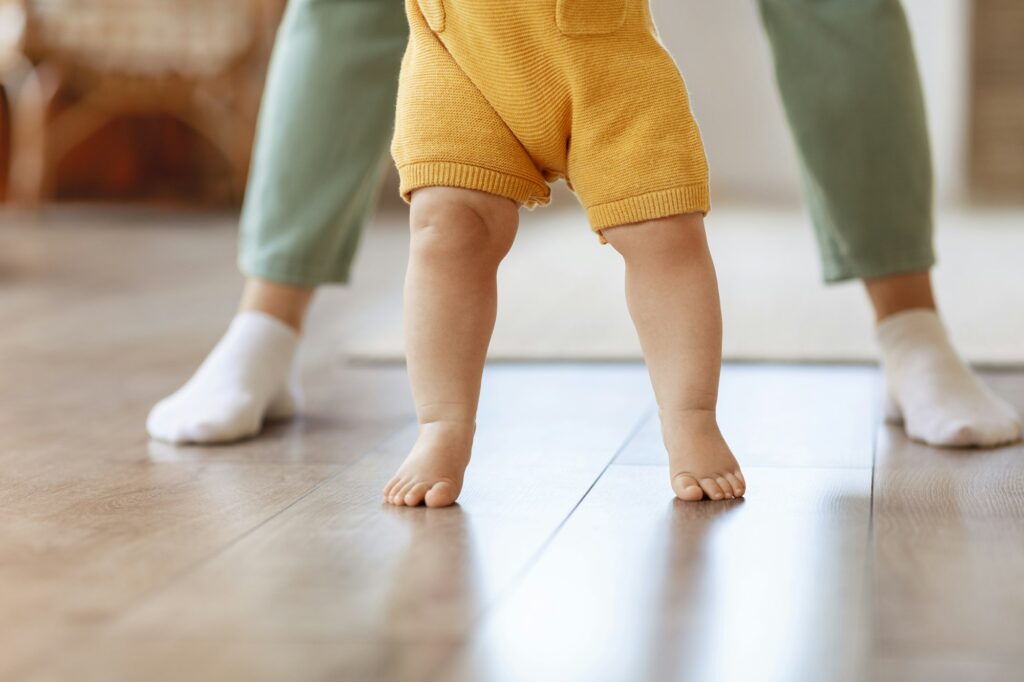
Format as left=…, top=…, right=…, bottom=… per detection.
left=2, top=210, right=1023, bottom=682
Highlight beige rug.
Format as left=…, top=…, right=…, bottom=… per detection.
left=321, top=203, right=1024, bottom=364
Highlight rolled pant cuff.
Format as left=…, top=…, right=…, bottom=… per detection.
left=822, top=250, right=936, bottom=283
left=238, top=253, right=352, bottom=287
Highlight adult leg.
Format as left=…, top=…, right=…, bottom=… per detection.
left=602, top=215, right=745, bottom=501
left=759, top=0, right=1021, bottom=446
left=384, top=188, right=519, bottom=508
left=147, top=0, right=407, bottom=444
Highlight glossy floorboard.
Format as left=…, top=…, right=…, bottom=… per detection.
left=2, top=211, right=1023, bottom=681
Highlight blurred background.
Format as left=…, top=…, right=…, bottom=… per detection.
left=0, top=0, right=284, bottom=205
left=1, top=0, right=1020, bottom=206
left=668, top=0, right=1017, bottom=206
left=0, top=0, right=1021, bottom=362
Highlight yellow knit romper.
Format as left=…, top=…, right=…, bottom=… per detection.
left=391, top=0, right=710, bottom=233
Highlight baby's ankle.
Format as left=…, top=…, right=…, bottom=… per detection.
left=417, top=418, right=476, bottom=443
left=659, top=407, right=727, bottom=449
left=658, top=406, right=719, bottom=428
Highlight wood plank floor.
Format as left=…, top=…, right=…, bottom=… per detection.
left=2, top=210, right=1023, bottom=682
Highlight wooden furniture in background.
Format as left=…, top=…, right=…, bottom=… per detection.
left=4, top=0, right=284, bottom=206
left=0, top=0, right=30, bottom=200
left=969, top=0, right=1024, bottom=201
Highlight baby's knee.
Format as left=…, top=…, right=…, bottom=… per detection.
left=409, top=187, right=516, bottom=263
left=604, top=212, right=709, bottom=263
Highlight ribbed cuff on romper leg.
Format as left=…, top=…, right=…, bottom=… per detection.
left=398, top=161, right=550, bottom=207
left=586, top=183, right=711, bottom=231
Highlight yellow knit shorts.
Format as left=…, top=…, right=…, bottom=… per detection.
left=391, top=0, right=710, bottom=233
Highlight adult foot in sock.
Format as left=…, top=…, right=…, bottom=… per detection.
left=877, top=309, right=1022, bottom=448
left=147, top=311, right=300, bottom=444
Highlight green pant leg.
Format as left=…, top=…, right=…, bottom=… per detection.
left=239, top=0, right=408, bottom=287
left=758, top=0, right=935, bottom=283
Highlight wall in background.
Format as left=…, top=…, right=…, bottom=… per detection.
left=653, top=0, right=970, bottom=205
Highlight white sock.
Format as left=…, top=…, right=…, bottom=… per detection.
left=147, top=311, right=300, bottom=444
left=877, top=309, right=1022, bottom=447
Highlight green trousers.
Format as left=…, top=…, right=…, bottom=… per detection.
left=239, top=0, right=934, bottom=285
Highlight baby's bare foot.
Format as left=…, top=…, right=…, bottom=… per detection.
left=383, top=421, right=475, bottom=508
left=661, top=409, right=745, bottom=502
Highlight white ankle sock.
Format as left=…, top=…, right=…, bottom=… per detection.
left=877, top=309, right=1022, bottom=447
left=147, top=311, right=300, bottom=444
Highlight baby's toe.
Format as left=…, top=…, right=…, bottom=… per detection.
left=388, top=479, right=411, bottom=505
left=672, top=474, right=705, bottom=502
left=715, top=476, right=735, bottom=499
left=699, top=477, right=725, bottom=501
left=394, top=481, right=419, bottom=505
left=404, top=482, right=431, bottom=507
left=724, top=472, right=745, bottom=498
left=385, top=473, right=403, bottom=493
left=383, top=476, right=403, bottom=500
left=424, top=480, right=459, bottom=508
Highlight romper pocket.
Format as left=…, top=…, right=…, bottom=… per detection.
left=418, top=0, right=446, bottom=32
left=556, top=0, right=627, bottom=36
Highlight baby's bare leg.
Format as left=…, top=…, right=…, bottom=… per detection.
left=602, top=214, right=744, bottom=501
left=384, top=187, right=518, bottom=507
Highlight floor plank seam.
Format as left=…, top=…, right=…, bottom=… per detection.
left=425, top=403, right=657, bottom=681
left=864, top=379, right=882, bottom=672
left=485, top=403, right=657, bottom=595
